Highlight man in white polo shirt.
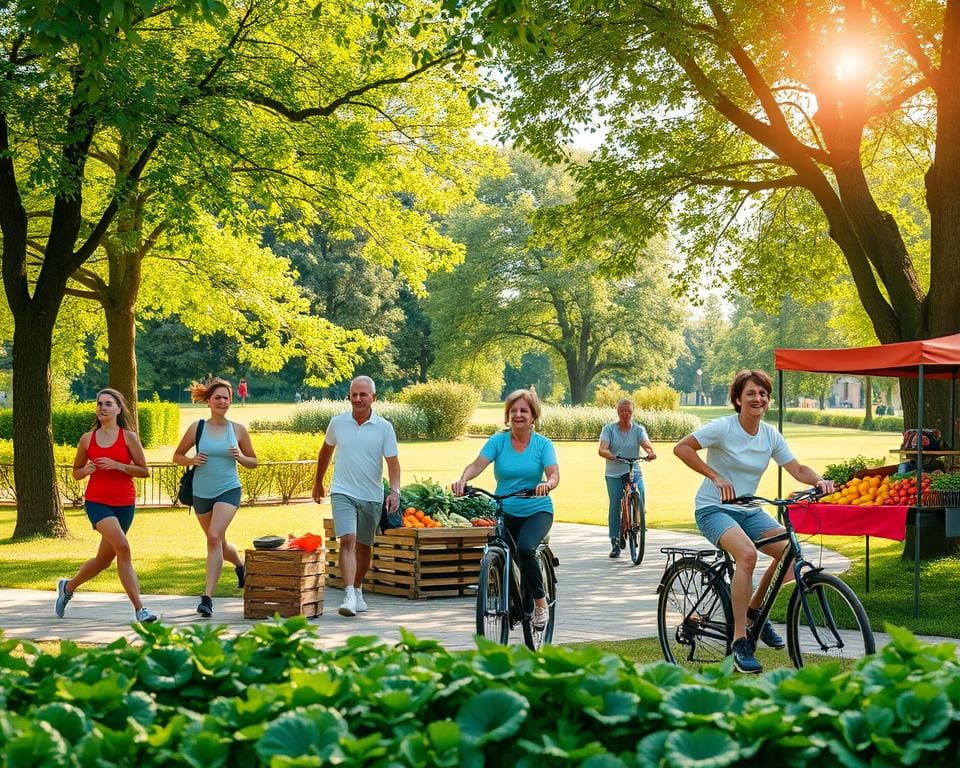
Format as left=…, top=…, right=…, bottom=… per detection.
left=312, top=376, right=401, bottom=617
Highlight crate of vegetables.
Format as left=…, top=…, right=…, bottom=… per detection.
left=323, top=511, right=491, bottom=599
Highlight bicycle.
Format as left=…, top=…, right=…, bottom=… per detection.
left=464, top=486, right=559, bottom=650
left=614, top=455, right=651, bottom=565
left=656, top=488, right=875, bottom=670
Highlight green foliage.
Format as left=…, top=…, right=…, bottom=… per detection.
left=136, top=402, right=180, bottom=448
left=397, top=380, right=480, bottom=440
left=0, top=403, right=178, bottom=448
left=768, top=409, right=904, bottom=433
left=245, top=433, right=327, bottom=503
left=592, top=381, right=628, bottom=408
left=822, top=456, right=887, bottom=484
left=633, top=384, right=680, bottom=412
left=288, top=401, right=429, bottom=441
left=0, top=622, right=959, bottom=766
left=929, top=474, right=960, bottom=492
left=533, top=405, right=699, bottom=441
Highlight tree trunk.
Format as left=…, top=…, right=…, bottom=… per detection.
left=104, top=302, right=139, bottom=429
left=11, top=314, right=68, bottom=539
left=863, top=376, right=873, bottom=429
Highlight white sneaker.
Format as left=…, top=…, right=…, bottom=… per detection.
left=532, top=604, right=549, bottom=630
left=339, top=593, right=357, bottom=617
left=355, top=590, right=368, bottom=613
left=135, top=607, right=158, bottom=623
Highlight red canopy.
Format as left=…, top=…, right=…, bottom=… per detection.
left=775, top=333, right=960, bottom=379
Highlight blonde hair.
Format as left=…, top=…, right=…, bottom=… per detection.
left=503, top=388, right=542, bottom=425
left=189, top=377, right=233, bottom=403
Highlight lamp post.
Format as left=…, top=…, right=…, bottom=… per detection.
left=696, top=368, right=703, bottom=406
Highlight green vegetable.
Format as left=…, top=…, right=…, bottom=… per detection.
left=822, top=455, right=885, bottom=483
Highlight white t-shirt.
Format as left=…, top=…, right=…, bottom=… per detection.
left=326, top=410, right=398, bottom=503
left=692, top=415, right=795, bottom=511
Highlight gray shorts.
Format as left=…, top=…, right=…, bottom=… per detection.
left=331, top=493, right=381, bottom=546
left=193, top=487, right=242, bottom=515
left=695, top=505, right=780, bottom=547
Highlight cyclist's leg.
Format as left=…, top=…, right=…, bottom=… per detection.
left=743, top=510, right=791, bottom=611
left=605, top=475, right=623, bottom=541
left=715, top=525, right=759, bottom=642
left=505, top=512, right=553, bottom=607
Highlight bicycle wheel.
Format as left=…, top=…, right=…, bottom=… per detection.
left=476, top=548, right=510, bottom=644
left=657, top=558, right=732, bottom=669
left=521, top=547, right=557, bottom=651
left=626, top=491, right=646, bottom=566
left=786, top=571, right=875, bottom=669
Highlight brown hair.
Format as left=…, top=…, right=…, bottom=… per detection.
left=503, top=388, right=542, bottom=425
left=729, top=369, right=773, bottom=412
left=189, top=377, right=233, bottom=403
left=94, top=388, right=131, bottom=430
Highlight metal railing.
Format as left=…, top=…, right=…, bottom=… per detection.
left=0, top=460, right=319, bottom=508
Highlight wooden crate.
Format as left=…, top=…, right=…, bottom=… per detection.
left=323, top=519, right=490, bottom=599
left=243, top=548, right=325, bottom=619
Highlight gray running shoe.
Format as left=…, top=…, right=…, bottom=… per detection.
left=55, top=578, right=73, bottom=618
left=135, top=607, right=158, bottom=623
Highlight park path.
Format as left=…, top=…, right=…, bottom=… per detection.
left=0, top=522, right=950, bottom=654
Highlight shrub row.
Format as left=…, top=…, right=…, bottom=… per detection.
left=594, top=381, right=681, bottom=411
left=0, top=434, right=328, bottom=506
left=0, top=401, right=179, bottom=448
left=0, top=621, right=956, bottom=766
left=472, top=405, right=701, bottom=441
left=287, top=400, right=430, bottom=440
left=767, top=409, right=904, bottom=432
left=396, top=379, right=480, bottom=440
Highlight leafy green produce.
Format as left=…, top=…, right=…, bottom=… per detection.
left=822, top=455, right=885, bottom=483
left=1, top=621, right=959, bottom=766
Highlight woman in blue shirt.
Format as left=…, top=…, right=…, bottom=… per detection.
left=452, top=388, right=559, bottom=629
left=174, top=378, right=258, bottom=617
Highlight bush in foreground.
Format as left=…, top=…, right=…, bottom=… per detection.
left=0, top=622, right=957, bottom=766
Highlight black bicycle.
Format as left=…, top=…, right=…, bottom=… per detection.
left=657, top=488, right=875, bottom=670
left=615, top=455, right=650, bottom=565
left=464, top=486, right=559, bottom=650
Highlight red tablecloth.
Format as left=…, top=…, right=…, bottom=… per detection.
left=788, top=503, right=909, bottom=541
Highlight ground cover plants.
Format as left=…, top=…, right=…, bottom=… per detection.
left=0, top=620, right=957, bottom=767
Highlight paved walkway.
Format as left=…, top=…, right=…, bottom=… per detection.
left=0, top=523, right=951, bottom=653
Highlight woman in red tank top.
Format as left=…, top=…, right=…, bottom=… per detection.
left=55, top=389, right=158, bottom=624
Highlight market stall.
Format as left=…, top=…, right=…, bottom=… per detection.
left=775, top=332, right=960, bottom=617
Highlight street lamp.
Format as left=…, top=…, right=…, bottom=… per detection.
left=696, top=368, right=703, bottom=406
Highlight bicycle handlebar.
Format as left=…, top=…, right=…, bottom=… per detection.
left=615, top=455, right=652, bottom=463
left=729, top=488, right=823, bottom=507
left=461, top=485, right=539, bottom=501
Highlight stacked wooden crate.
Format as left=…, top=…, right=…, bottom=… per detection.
left=243, top=548, right=324, bottom=619
left=323, top=519, right=489, bottom=599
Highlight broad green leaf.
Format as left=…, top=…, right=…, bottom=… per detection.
left=661, top=685, right=735, bottom=726
left=456, top=688, right=529, bottom=746
left=664, top=727, right=741, bottom=768
left=32, top=702, right=90, bottom=744
left=584, top=691, right=639, bottom=725
left=180, top=730, right=229, bottom=768
left=138, top=648, right=193, bottom=690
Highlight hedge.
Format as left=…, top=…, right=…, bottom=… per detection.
left=0, top=622, right=956, bottom=766
left=0, top=401, right=179, bottom=447
left=396, top=380, right=480, bottom=441
left=766, top=409, right=904, bottom=432
left=285, top=400, right=431, bottom=440
left=471, top=405, right=701, bottom=441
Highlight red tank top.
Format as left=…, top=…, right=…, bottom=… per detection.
left=84, top=429, right=136, bottom=505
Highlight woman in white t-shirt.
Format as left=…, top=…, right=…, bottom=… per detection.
left=673, top=369, right=833, bottom=674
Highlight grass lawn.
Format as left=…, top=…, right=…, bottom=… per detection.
left=3, top=410, right=958, bottom=637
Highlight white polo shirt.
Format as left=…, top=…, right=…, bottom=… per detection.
left=326, top=409, right=398, bottom=503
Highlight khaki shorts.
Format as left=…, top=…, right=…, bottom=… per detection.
left=331, top=493, right=381, bottom=546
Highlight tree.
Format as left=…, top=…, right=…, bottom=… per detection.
left=428, top=151, right=685, bottom=404
left=474, top=0, right=960, bottom=435
left=0, top=0, right=490, bottom=537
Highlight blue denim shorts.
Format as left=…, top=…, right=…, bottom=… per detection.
left=85, top=501, right=135, bottom=533
left=695, top=505, right=780, bottom=547
left=193, top=487, right=242, bottom=515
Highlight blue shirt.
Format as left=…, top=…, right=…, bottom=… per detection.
left=194, top=420, right=241, bottom=498
left=479, top=431, right=557, bottom=517
left=599, top=421, right=650, bottom=477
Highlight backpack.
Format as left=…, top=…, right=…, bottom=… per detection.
left=900, top=428, right=942, bottom=451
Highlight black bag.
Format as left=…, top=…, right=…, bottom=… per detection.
left=379, top=503, right=403, bottom=534
left=253, top=535, right=284, bottom=550
left=177, top=419, right=205, bottom=507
